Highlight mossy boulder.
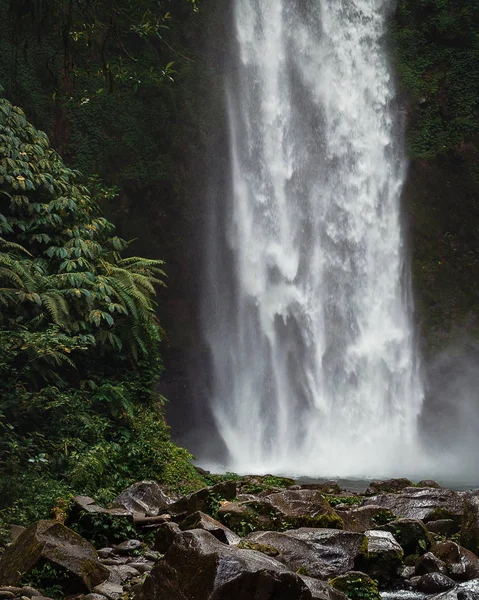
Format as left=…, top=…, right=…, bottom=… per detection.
left=330, top=571, right=381, bottom=600
left=357, top=530, right=403, bottom=585
left=0, top=521, right=109, bottom=590
left=379, top=518, right=433, bottom=556
left=219, top=489, right=343, bottom=534
left=168, top=481, right=237, bottom=520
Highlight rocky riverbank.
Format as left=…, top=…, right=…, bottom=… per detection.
left=1, top=476, right=479, bottom=600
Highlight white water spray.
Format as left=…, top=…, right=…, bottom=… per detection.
left=203, top=0, right=424, bottom=477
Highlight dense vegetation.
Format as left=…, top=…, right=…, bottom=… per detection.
left=0, top=0, right=207, bottom=534
left=392, top=0, right=479, bottom=350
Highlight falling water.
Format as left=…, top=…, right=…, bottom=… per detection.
left=202, top=0, right=424, bottom=476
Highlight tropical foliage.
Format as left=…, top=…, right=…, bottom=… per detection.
left=0, top=94, right=203, bottom=532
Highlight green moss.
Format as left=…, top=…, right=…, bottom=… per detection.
left=288, top=512, right=344, bottom=531
left=331, top=572, right=381, bottom=600
left=327, top=496, right=362, bottom=508
left=237, top=541, right=280, bottom=557
left=372, top=509, right=396, bottom=526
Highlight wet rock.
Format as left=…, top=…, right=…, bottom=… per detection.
left=9, top=526, right=25, bottom=542
left=301, top=577, right=348, bottom=600
left=380, top=518, right=433, bottom=555
left=112, top=539, right=142, bottom=555
left=0, top=520, right=109, bottom=589
left=143, top=551, right=161, bottom=562
left=152, top=521, right=182, bottom=553
left=0, top=592, right=15, bottom=599
left=99, top=558, right=128, bottom=566
left=417, top=573, right=456, bottom=593
left=138, top=529, right=312, bottom=600
left=366, top=479, right=413, bottom=496
left=218, top=500, right=261, bottom=532
left=83, top=595, right=108, bottom=600
left=97, top=549, right=114, bottom=559
left=245, top=529, right=366, bottom=579
left=112, top=481, right=177, bottom=517
left=341, top=506, right=396, bottom=533
left=415, top=551, right=448, bottom=575
left=362, top=488, right=464, bottom=523
left=180, top=511, right=240, bottom=545
left=428, top=519, right=460, bottom=536
left=433, top=541, right=479, bottom=581
left=460, top=492, right=479, bottom=555
left=359, top=530, right=403, bottom=584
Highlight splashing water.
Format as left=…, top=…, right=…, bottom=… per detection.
left=202, top=0, right=424, bottom=477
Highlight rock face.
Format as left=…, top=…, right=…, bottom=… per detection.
left=362, top=488, right=464, bottom=522
left=0, top=521, right=109, bottom=590
left=112, top=481, right=177, bottom=517
left=301, top=577, right=348, bottom=600
left=180, top=511, right=240, bottom=545
left=139, top=529, right=313, bottom=600
left=415, top=552, right=448, bottom=575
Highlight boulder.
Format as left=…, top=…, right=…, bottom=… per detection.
left=366, top=479, right=413, bottom=495
left=379, top=518, right=433, bottom=555
left=417, top=573, right=456, bottom=594
left=461, top=493, right=479, bottom=555
left=275, top=528, right=367, bottom=577
left=362, top=488, right=464, bottom=523
left=433, top=541, right=479, bottom=581
left=330, top=572, right=381, bottom=600
left=180, top=511, right=240, bottom=545
left=219, top=490, right=343, bottom=534
left=266, top=489, right=343, bottom=529
left=428, top=519, right=460, bottom=536
left=359, top=530, right=403, bottom=584
left=415, top=551, right=448, bottom=575
left=244, top=529, right=366, bottom=579
left=138, top=529, right=313, bottom=600
left=112, top=481, right=177, bottom=517
left=152, top=522, right=182, bottom=554
left=341, top=506, right=396, bottom=532
left=0, top=521, right=109, bottom=590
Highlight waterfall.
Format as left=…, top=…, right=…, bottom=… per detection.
left=202, top=0, right=424, bottom=476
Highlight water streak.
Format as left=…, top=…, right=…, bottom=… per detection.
left=203, top=0, right=424, bottom=476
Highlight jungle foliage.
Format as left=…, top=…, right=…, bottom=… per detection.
left=0, top=93, right=204, bottom=534
left=392, top=0, right=479, bottom=349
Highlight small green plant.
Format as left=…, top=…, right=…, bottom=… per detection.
left=331, top=573, right=381, bottom=600
left=22, top=561, right=74, bottom=599
left=327, top=496, right=362, bottom=508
